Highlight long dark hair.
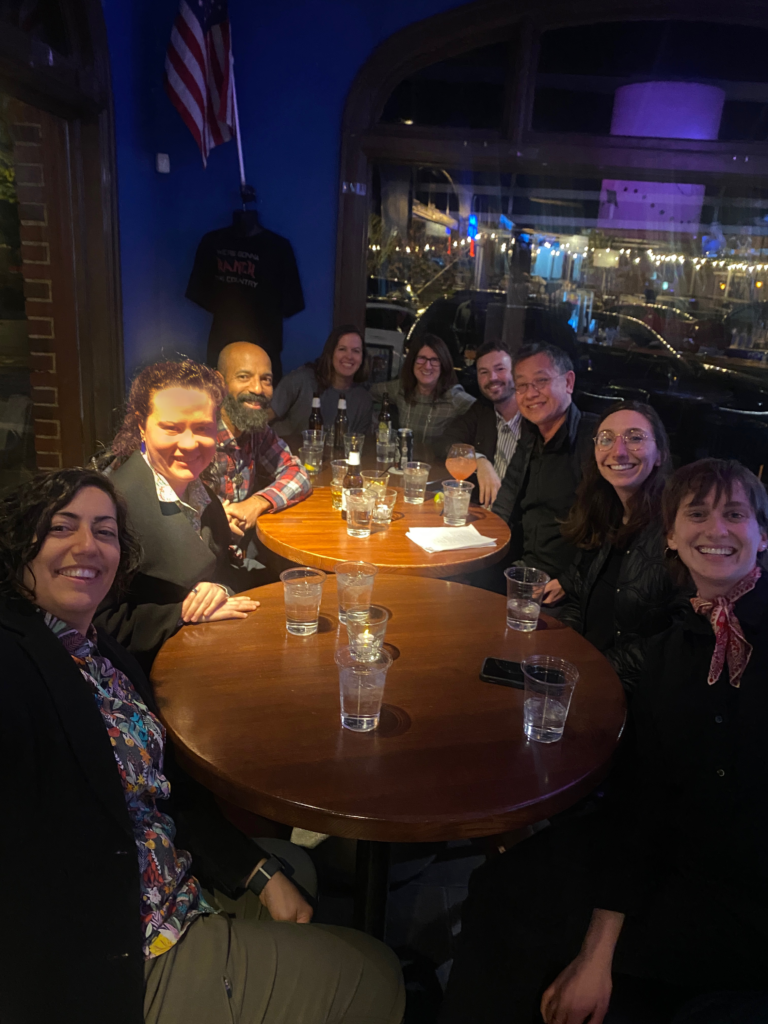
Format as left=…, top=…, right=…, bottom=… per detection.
left=311, top=325, right=368, bottom=393
left=562, top=401, right=672, bottom=549
left=401, top=334, right=457, bottom=403
left=0, top=469, right=142, bottom=604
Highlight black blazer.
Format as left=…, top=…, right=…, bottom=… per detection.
left=441, top=399, right=498, bottom=463
left=95, top=451, right=235, bottom=671
left=0, top=598, right=265, bottom=1024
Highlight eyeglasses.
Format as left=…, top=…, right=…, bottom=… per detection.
left=514, top=373, right=565, bottom=395
left=594, top=429, right=652, bottom=451
left=415, top=357, right=441, bottom=367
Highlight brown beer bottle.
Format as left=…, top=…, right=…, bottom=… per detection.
left=377, top=392, right=392, bottom=441
left=341, top=450, right=363, bottom=520
left=332, top=394, right=348, bottom=458
left=308, top=392, right=323, bottom=431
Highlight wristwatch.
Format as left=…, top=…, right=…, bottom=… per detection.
left=247, top=855, right=284, bottom=896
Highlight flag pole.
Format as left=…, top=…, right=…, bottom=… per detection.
left=231, top=70, right=248, bottom=193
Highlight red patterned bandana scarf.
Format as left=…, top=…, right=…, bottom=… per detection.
left=690, top=565, right=762, bottom=687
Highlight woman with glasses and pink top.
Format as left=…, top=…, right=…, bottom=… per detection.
left=370, top=334, right=475, bottom=446
left=556, top=400, right=684, bottom=692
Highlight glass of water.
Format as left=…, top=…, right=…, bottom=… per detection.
left=376, top=440, right=398, bottom=471
left=371, top=487, right=398, bottom=527
left=521, top=655, right=579, bottom=743
left=504, top=567, right=550, bottom=631
left=346, top=488, right=375, bottom=537
left=403, top=461, right=431, bottom=504
left=335, top=561, right=378, bottom=623
left=345, top=604, right=390, bottom=660
left=279, top=567, right=326, bottom=635
left=361, top=470, right=391, bottom=497
left=298, top=445, right=323, bottom=481
left=330, top=459, right=348, bottom=510
left=344, top=433, right=366, bottom=457
left=335, top=644, right=393, bottom=732
left=302, top=429, right=325, bottom=449
left=441, top=479, right=474, bottom=526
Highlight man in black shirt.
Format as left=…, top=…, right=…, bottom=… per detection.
left=492, top=342, right=597, bottom=600
left=186, top=220, right=305, bottom=377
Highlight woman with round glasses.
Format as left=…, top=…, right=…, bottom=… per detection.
left=370, top=334, right=475, bottom=446
left=557, top=400, right=682, bottom=691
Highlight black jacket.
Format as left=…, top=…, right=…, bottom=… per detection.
left=441, top=399, right=498, bottom=462
left=599, top=572, right=768, bottom=939
left=558, top=524, right=685, bottom=692
left=0, top=598, right=266, bottom=1024
left=96, top=451, right=235, bottom=671
left=492, top=403, right=598, bottom=578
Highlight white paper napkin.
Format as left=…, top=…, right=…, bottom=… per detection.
left=405, top=525, right=498, bottom=554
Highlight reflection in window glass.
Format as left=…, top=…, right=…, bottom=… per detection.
left=0, top=0, right=71, bottom=55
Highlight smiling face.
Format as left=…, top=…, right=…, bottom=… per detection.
left=141, top=386, right=218, bottom=497
left=476, top=349, right=516, bottom=408
left=595, top=410, right=661, bottom=505
left=332, top=333, right=364, bottom=382
left=220, top=343, right=273, bottom=432
left=23, top=486, right=121, bottom=634
left=667, top=482, right=768, bottom=598
left=413, top=345, right=442, bottom=393
left=513, top=352, right=575, bottom=436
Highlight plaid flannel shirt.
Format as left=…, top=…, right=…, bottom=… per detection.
left=215, top=419, right=312, bottom=510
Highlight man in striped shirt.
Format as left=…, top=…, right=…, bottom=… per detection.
left=442, top=341, right=521, bottom=506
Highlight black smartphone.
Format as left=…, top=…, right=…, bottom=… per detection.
left=480, top=657, right=525, bottom=689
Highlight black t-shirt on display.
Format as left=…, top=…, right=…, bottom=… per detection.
left=186, top=226, right=305, bottom=367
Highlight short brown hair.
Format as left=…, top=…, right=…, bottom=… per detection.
left=401, top=334, right=457, bottom=402
left=312, top=325, right=368, bottom=393
left=110, top=360, right=225, bottom=461
left=662, top=458, right=768, bottom=537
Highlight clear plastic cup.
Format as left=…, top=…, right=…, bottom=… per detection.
left=346, top=488, right=375, bottom=537
left=345, top=604, right=390, bottom=660
left=521, top=655, right=579, bottom=743
left=335, top=561, right=378, bottom=624
left=403, top=461, right=431, bottom=504
left=344, top=433, right=366, bottom=457
left=335, top=644, right=393, bottom=731
left=361, top=470, right=391, bottom=498
left=298, top=445, right=323, bottom=480
left=302, top=429, right=325, bottom=449
left=376, top=441, right=399, bottom=471
left=442, top=479, right=474, bottom=526
left=504, top=567, right=550, bottom=632
left=330, top=459, right=348, bottom=510
left=371, top=487, right=398, bottom=526
left=279, top=567, right=326, bottom=635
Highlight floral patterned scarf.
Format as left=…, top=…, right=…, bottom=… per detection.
left=690, top=565, right=762, bottom=687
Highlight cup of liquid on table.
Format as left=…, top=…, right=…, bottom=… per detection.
left=298, top=445, right=323, bottom=481
left=361, top=470, right=391, bottom=497
left=344, top=433, right=365, bottom=457
left=370, top=487, right=397, bottom=527
left=302, top=429, right=326, bottom=450
left=521, top=655, right=578, bottom=743
left=345, top=604, right=390, bottom=660
left=441, top=479, right=474, bottom=526
left=335, top=561, right=378, bottom=624
left=403, top=461, right=431, bottom=504
left=335, top=644, right=393, bottom=732
left=445, top=443, right=477, bottom=481
left=330, top=459, right=348, bottom=510
left=279, top=567, right=326, bottom=635
left=504, top=566, right=550, bottom=632
left=345, top=488, right=375, bottom=538
left=376, top=436, right=398, bottom=471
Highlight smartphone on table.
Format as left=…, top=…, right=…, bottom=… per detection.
left=480, top=657, right=525, bottom=689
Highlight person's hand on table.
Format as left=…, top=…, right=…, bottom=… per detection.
left=223, top=495, right=273, bottom=534
left=248, top=861, right=313, bottom=923
left=542, top=578, right=565, bottom=605
left=199, top=595, right=259, bottom=622
left=476, top=458, right=502, bottom=507
left=181, top=581, right=230, bottom=622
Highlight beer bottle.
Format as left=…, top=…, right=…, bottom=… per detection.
left=377, top=392, right=392, bottom=442
left=341, top=450, right=363, bottom=520
left=332, top=394, right=348, bottom=458
left=308, top=392, right=323, bottom=432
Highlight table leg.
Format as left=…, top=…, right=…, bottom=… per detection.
left=354, top=840, right=390, bottom=938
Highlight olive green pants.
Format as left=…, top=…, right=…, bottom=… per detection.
left=143, top=889, right=405, bottom=1024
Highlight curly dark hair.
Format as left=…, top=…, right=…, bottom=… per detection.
left=0, top=469, right=142, bottom=604
left=401, top=334, right=457, bottom=403
left=109, top=360, right=225, bottom=461
left=561, top=400, right=672, bottom=550
left=311, top=324, right=368, bottom=393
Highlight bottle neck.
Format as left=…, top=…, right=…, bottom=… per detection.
left=347, top=453, right=360, bottom=467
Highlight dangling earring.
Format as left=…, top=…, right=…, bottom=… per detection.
left=140, top=437, right=146, bottom=455
left=664, top=546, right=678, bottom=560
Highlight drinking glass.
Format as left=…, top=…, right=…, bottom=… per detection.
left=335, top=561, right=378, bottom=623
left=441, top=479, right=474, bottom=526
left=346, top=488, right=375, bottom=538
left=371, top=487, right=398, bottom=526
left=330, top=459, right=348, bottom=510
left=302, top=429, right=326, bottom=450
left=279, top=567, right=326, bottom=635
left=335, top=645, right=393, bottom=732
left=345, top=604, right=390, bottom=660
left=344, top=433, right=365, bottom=457
left=504, top=567, right=550, bottom=632
left=521, top=655, right=579, bottom=743
left=403, top=461, right=431, bottom=504
left=445, top=443, right=477, bottom=481
left=376, top=441, right=398, bottom=470
left=298, top=445, right=323, bottom=480
left=361, top=470, right=391, bottom=498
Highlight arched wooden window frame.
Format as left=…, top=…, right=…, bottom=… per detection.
left=0, top=0, right=123, bottom=464
left=335, top=0, right=768, bottom=328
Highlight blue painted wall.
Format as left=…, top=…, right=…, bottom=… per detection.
left=101, top=0, right=466, bottom=379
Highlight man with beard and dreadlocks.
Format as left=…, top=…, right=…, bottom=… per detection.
left=215, top=343, right=311, bottom=541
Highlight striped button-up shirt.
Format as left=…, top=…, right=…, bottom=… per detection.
left=492, top=410, right=522, bottom=480
left=215, top=420, right=312, bottom=509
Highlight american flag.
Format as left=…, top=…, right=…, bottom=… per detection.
left=164, top=0, right=234, bottom=166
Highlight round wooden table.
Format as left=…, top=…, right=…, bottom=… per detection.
left=256, top=485, right=511, bottom=577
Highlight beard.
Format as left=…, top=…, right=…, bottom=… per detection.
left=223, top=392, right=271, bottom=432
